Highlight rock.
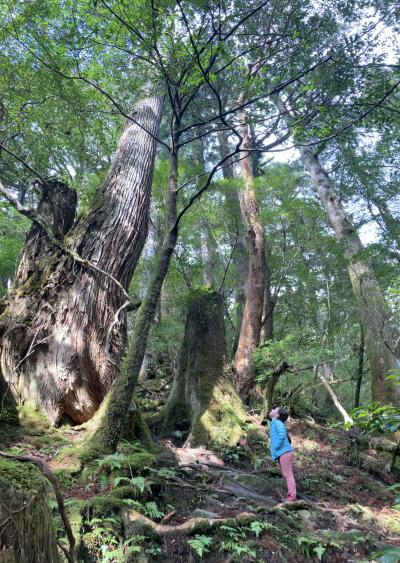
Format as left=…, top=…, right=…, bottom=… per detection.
left=298, top=510, right=315, bottom=528
left=192, top=509, right=220, bottom=518
left=232, top=473, right=280, bottom=496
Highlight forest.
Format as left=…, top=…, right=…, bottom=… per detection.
left=0, top=0, right=399, bottom=561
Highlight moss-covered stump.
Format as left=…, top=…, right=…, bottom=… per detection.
left=163, top=290, right=248, bottom=447
left=0, top=373, right=18, bottom=427
left=0, top=458, right=59, bottom=562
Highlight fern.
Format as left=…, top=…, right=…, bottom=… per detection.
left=145, top=501, right=164, bottom=520
left=187, top=535, right=213, bottom=558
left=113, top=475, right=146, bottom=492
left=95, top=453, right=126, bottom=470
left=130, top=476, right=146, bottom=493
left=249, top=520, right=278, bottom=537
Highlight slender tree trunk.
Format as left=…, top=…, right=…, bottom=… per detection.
left=321, top=362, right=336, bottom=414
left=200, top=218, right=216, bottom=287
left=217, top=129, right=248, bottom=356
left=261, top=254, right=274, bottom=341
left=195, top=134, right=217, bottom=287
left=265, top=361, right=290, bottom=414
left=0, top=95, right=164, bottom=424
left=233, top=110, right=266, bottom=401
left=270, top=92, right=400, bottom=405
left=163, top=291, right=248, bottom=447
left=138, top=223, right=163, bottom=382
left=354, top=326, right=365, bottom=408
left=83, top=122, right=180, bottom=458
left=372, top=198, right=400, bottom=248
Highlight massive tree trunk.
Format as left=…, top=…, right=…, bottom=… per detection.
left=217, top=129, right=248, bottom=356
left=0, top=95, right=164, bottom=424
left=270, top=92, right=400, bottom=405
left=233, top=110, right=266, bottom=401
left=163, top=290, right=248, bottom=447
left=83, top=121, right=180, bottom=459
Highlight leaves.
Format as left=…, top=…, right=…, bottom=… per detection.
left=187, top=535, right=213, bottom=558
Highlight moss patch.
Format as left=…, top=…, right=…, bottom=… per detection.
left=0, top=458, right=43, bottom=493
left=18, top=404, right=50, bottom=434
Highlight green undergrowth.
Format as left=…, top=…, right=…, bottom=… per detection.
left=1, top=396, right=399, bottom=562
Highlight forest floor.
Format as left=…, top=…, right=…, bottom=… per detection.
left=1, top=397, right=399, bottom=563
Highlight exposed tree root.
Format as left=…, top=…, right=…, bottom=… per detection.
left=122, top=509, right=257, bottom=538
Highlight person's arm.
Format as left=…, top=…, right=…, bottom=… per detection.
left=274, top=421, right=287, bottom=449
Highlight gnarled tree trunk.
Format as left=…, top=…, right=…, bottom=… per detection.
left=163, top=290, right=248, bottom=447
left=269, top=91, right=400, bottom=405
left=0, top=95, right=164, bottom=424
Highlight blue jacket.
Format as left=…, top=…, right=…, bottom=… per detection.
left=269, top=419, right=293, bottom=461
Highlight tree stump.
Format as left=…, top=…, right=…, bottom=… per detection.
left=0, top=459, right=59, bottom=562
left=163, top=290, right=248, bottom=447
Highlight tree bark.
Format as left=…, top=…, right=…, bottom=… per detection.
left=0, top=95, right=164, bottom=424
left=83, top=120, right=180, bottom=458
left=0, top=458, right=60, bottom=563
left=200, top=218, right=216, bottom=287
left=163, top=291, right=248, bottom=447
left=196, top=136, right=216, bottom=287
left=354, top=325, right=365, bottom=408
left=216, top=129, right=248, bottom=356
left=233, top=110, right=266, bottom=401
left=269, top=92, right=400, bottom=405
left=261, top=254, right=274, bottom=341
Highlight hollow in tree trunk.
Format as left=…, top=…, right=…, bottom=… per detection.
left=163, top=290, right=248, bottom=447
left=0, top=95, right=164, bottom=424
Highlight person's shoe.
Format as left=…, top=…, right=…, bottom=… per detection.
left=280, top=496, right=297, bottom=503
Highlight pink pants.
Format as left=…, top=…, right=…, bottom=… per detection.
left=279, top=451, right=296, bottom=500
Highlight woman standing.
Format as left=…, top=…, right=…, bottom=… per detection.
left=269, top=407, right=297, bottom=503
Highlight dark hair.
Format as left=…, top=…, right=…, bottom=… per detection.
left=277, top=407, right=289, bottom=423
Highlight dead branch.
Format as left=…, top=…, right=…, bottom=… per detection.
left=316, top=368, right=353, bottom=424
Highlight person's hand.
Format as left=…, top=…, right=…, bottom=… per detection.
left=238, top=438, right=247, bottom=447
